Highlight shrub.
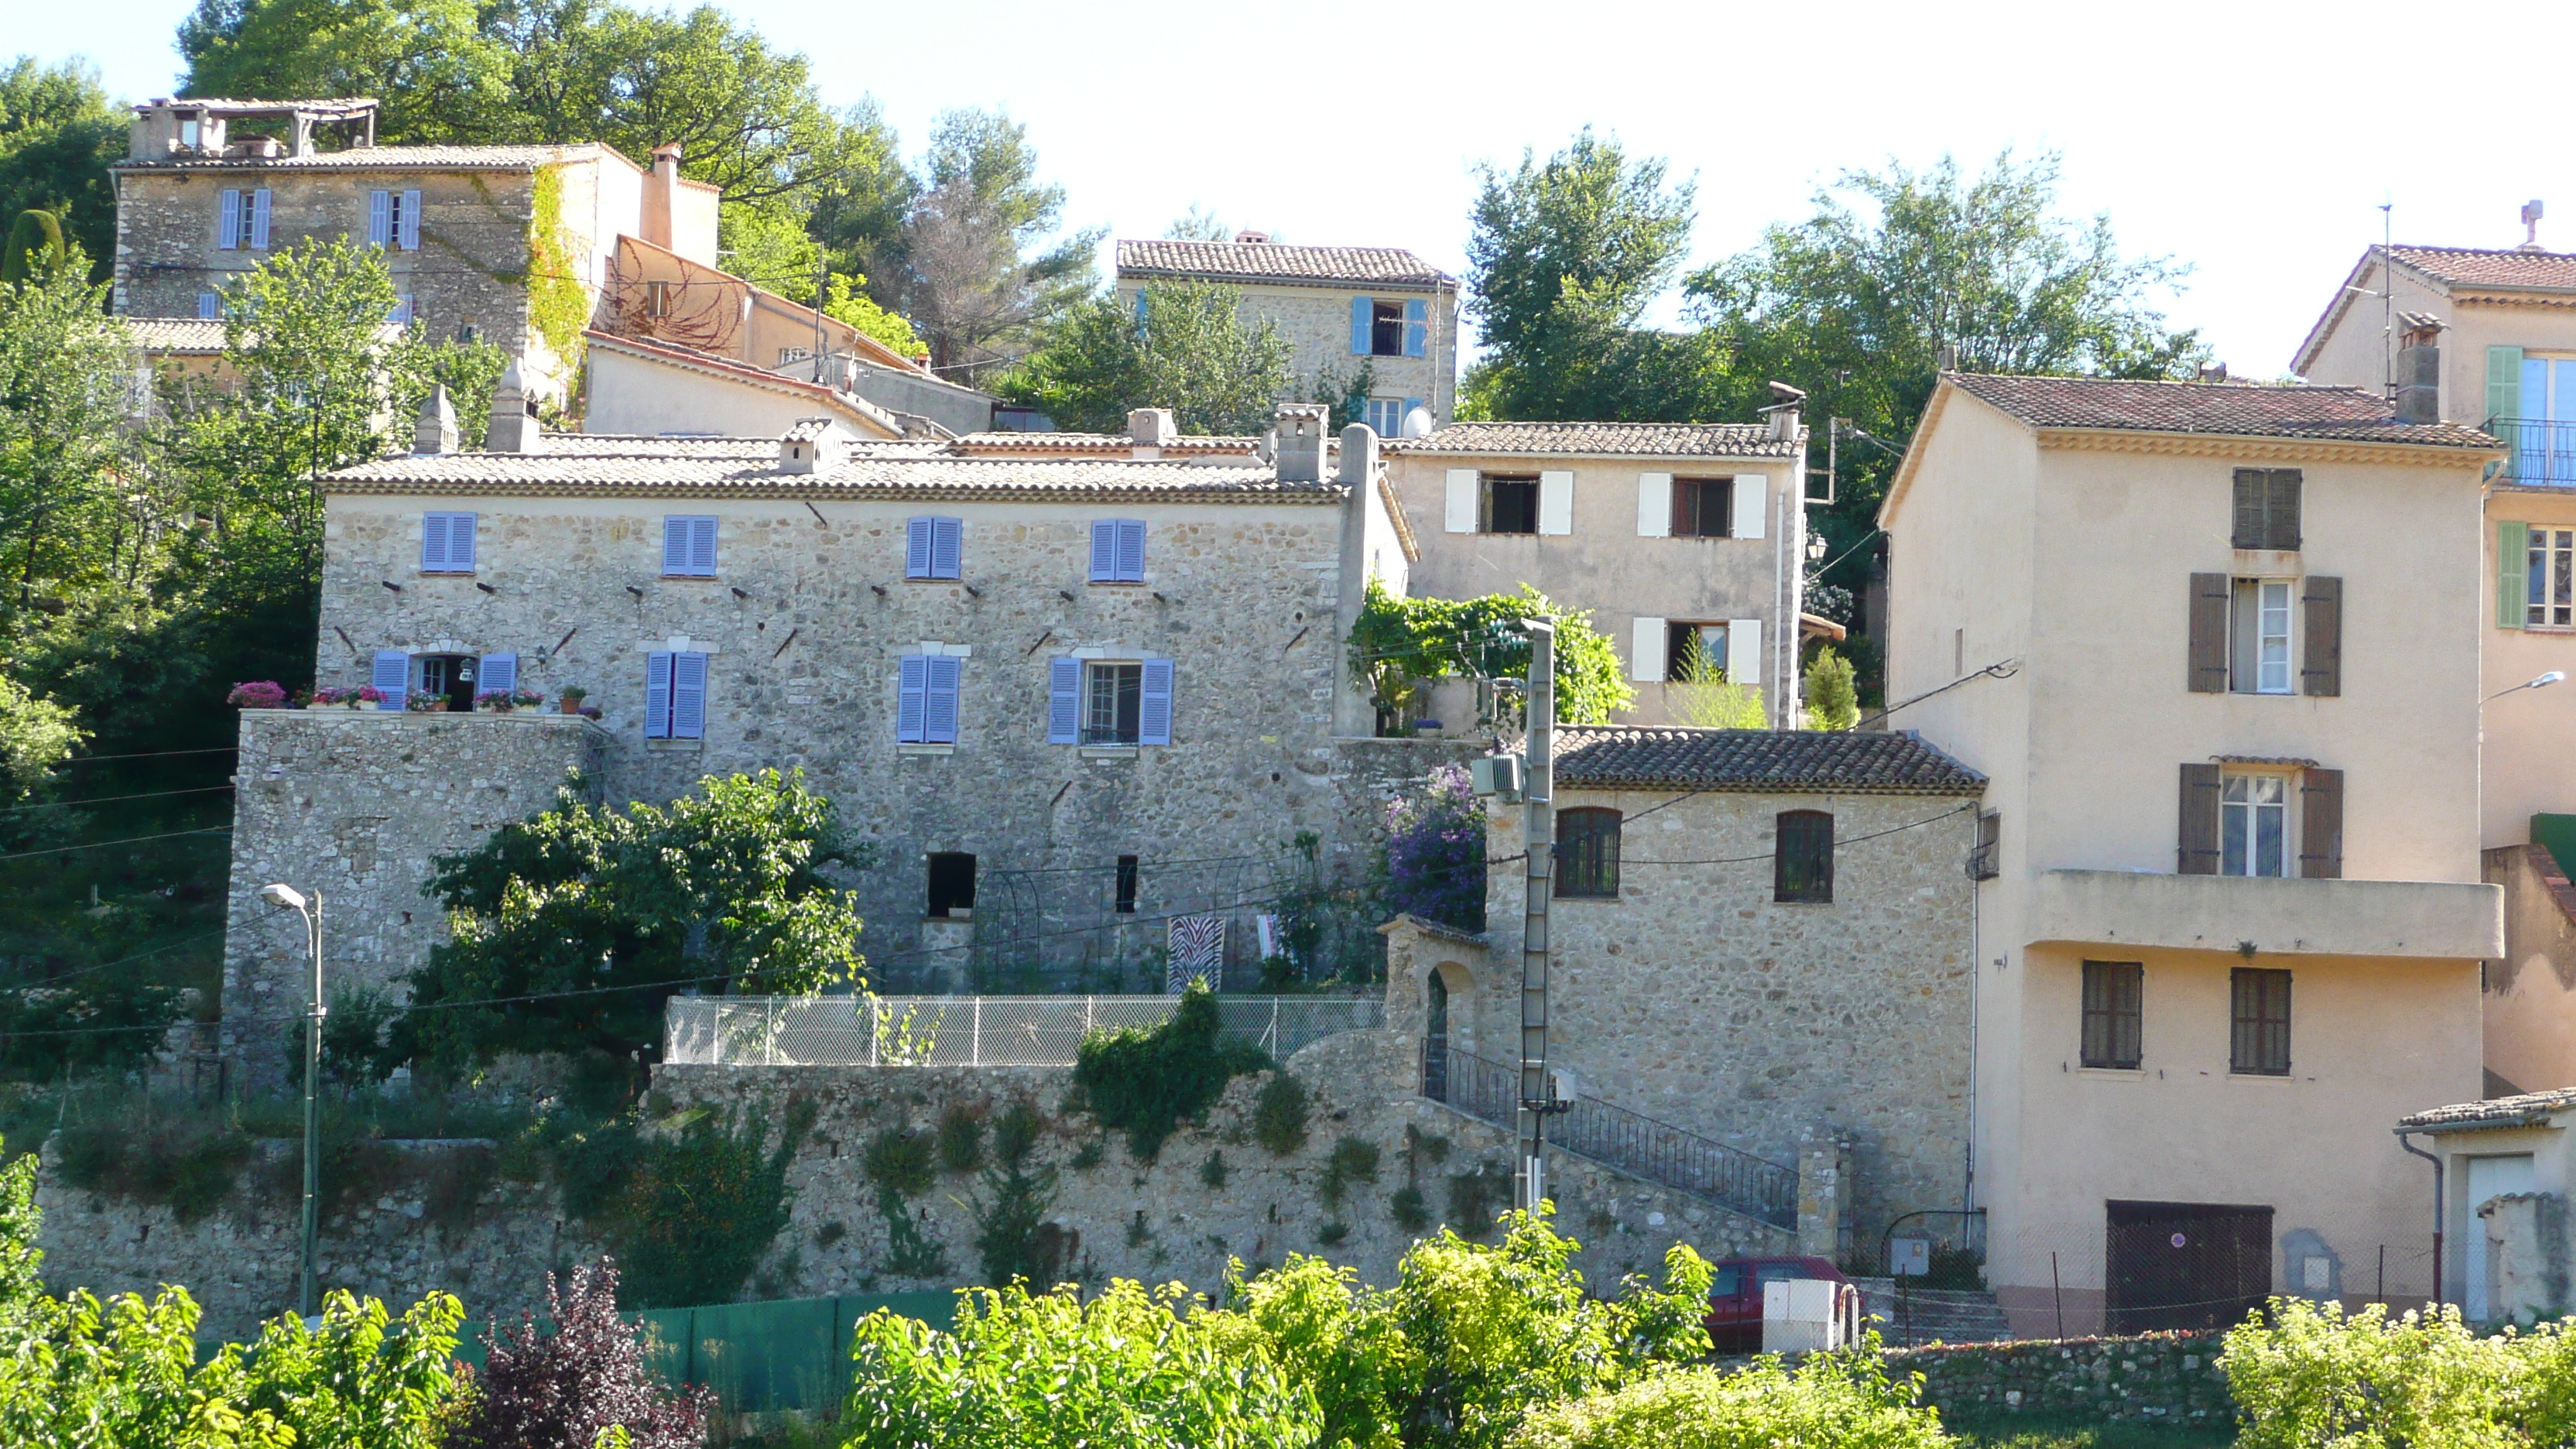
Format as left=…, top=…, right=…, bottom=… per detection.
left=1384, top=766, right=1485, bottom=932
left=447, top=1258, right=714, bottom=1449
left=1509, top=1351, right=1948, bottom=1449
left=1804, top=646, right=1861, bottom=731
left=1200, top=1150, right=1228, bottom=1188
left=937, top=1104, right=985, bottom=1173
left=994, top=1099, right=1043, bottom=1167
left=609, top=1108, right=804, bottom=1308
left=1252, top=1072, right=1310, bottom=1156
left=1074, top=982, right=1269, bottom=1160
left=54, top=1117, right=251, bottom=1224
left=862, top=1129, right=936, bottom=1196
left=2224, top=1298, right=2519, bottom=1449
left=1319, top=1136, right=1381, bottom=1208
left=225, top=680, right=288, bottom=708
left=1390, top=1184, right=1430, bottom=1232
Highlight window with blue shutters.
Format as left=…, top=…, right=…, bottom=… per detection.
left=368, top=190, right=392, bottom=248
left=1403, top=298, right=1427, bottom=358
left=645, top=651, right=709, bottom=739
left=899, top=656, right=961, bottom=744
left=397, top=189, right=421, bottom=250
left=249, top=188, right=271, bottom=250
left=663, top=516, right=717, bottom=577
left=1089, top=519, right=1146, bottom=583
left=218, top=190, right=242, bottom=250
left=372, top=650, right=409, bottom=708
left=1350, top=296, right=1371, bottom=355
left=1046, top=657, right=1081, bottom=743
left=197, top=293, right=221, bottom=320
left=1139, top=658, right=1173, bottom=745
left=906, top=517, right=963, bottom=579
left=420, top=512, right=476, bottom=572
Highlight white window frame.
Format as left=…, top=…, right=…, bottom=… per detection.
left=1365, top=398, right=1405, bottom=437
left=1083, top=660, right=1144, bottom=746
left=2220, top=771, right=2293, bottom=878
left=2530, top=526, right=2576, bottom=629
left=2230, top=577, right=2295, bottom=694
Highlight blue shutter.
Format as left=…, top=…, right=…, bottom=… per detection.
left=368, top=190, right=392, bottom=247
left=478, top=653, right=517, bottom=696
left=925, top=656, right=961, bottom=744
left=1403, top=397, right=1423, bottom=430
left=1115, top=519, right=1146, bottom=581
left=447, top=513, right=475, bottom=571
left=673, top=653, right=707, bottom=738
left=1139, top=658, right=1173, bottom=745
left=399, top=189, right=423, bottom=250
left=663, top=516, right=690, bottom=574
left=372, top=650, right=409, bottom=709
left=1404, top=298, right=1427, bottom=358
left=896, top=655, right=928, bottom=742
left=645, top=652, right=673, bottom=738
left=931, top=517, right=962, bottom=579
left=906, top=517, right=933, bottom=578
left=1088, top=520, right=1116, bottom=582
left=197, top=293, right=221, bottom=320
left=1047, top=657, right=1081, bottom=744
left=690, top=516, right=716, bottom=576
left=249, top=189, right=272, bottom=250
left=217, top=190, right=240, bottom=250
left=420, top=513, right=449, bottom=571
left=1351, top=296, right=1371, bottom=355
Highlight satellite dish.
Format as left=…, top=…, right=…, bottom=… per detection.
left=1401, top=406, right=1436, bottom=439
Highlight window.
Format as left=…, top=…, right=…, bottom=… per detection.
left=897, top=656, right=961, bottom=744
left=2081, top=961, right=2143, bottom=1069
left=2531, top=526, right=2574, bottom=628
left=368, top=188, right=421, bottom=250
left=1556, top=807, right=1622, bottom=899
left=420, top=511, right=476, bottom=573
left=1670, top=478, right=1734, bottom=537
left=215, top=188, right=269, bottom=250
left=644, top=651, right=708, bottom=740
left=414, top=653, right=478, bottom=711
left=2230, top=967, right=2292, bottom=1075
left=2229, top=579, right=2293, bottom=694
left=1351, top=296, right=1427, bottom=358
left=197, top=293, right=221, bottom=320
left=927, top=853, right=977, bottom=918
left=1665, top=622, right=1729, bottom=683
left=644, top=279, right=673, bottom=318
left=1366, top=398, right=1414, bottom=437
left=906, top=516, right=963, bottom=580
left=1775, top=810, right=1834, bottom=903
left=1084, top=662, right=1142, bottom=745
left=1051, top=657, right=1170, bottom=745
left=2221, top=772, right=2290, bottom=877
left=1089, top=519, right=1146, bottom=582
left=1370, top=300, right=1406, bottom=356
left=1483, top=476, right=1539, bottom=534
left=2231, top=468, right=2301, bottom=550
left=663, top=516, right=718, bottom=577
left=2511, top=355, right=2576, bottom=485
left=1115, top=855, right=1139, bottom=914
left=1710, top=1263, right=1742, bottom=1297
left=1969, top=810, right=2001, bottom=881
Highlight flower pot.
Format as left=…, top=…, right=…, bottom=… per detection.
left=560, top=699, right=584, bottom=715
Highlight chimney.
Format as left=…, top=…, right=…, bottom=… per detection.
left=2522, top=199, right=2546, bottom=252
left=643, top=143, right=682, bottom=252
left=485, top=358, right=543, bottom=454
left=1128, top=406, right=1177, bottom=459
left=2198, top=361, right=2230, bottom=384
left=777, top=416, right=844, bottom=474
left=2396, top=313, right=2444, bottom=425
left=1761, top=379, right=1806, bottom=444
left=1336, top=423, right=1379, bottom=485
left=1233, top=230, right=1270, bottom=245
left=414, top=382, right=457, bottom=455
left=1273, top=402, right=1329, bottom=484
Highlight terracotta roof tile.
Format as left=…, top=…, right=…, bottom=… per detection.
left=1947, top=372, right=2499, bottom=448
left=1552, top=727, right=1986, bottom=795
left=115, top=142, right=601, bottom=173
left=2396, top=1088, right=2576, bottom=1132
left=949, top=431, right=1259, bottom=456
left=1116, top=239, right=1452, bottom=289
left=119, top=317, right=230, bottom=352
left=1389, top=421, right=1801, bottom=460
left=2389, top=245, right=2576, bottom=291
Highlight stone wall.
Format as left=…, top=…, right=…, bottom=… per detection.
left=219, top=709, right=605, bottom=1086
left=1118, top=281, right=1458, bottom=425
left=1451, top=784, right=1981, bottom=1249
left=1889, top=1331, right=2234, bottom=1427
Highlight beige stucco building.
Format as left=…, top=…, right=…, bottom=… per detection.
left=1884, top=372, right=2505, bottom=1334
left=1116, top=237, right=1459, bottom=430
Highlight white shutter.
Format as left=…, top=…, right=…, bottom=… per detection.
left=1728, top=618, right=1763, bottom=688
left=1732, top=473, right=1767, bottom=540
left=1538, top=470, right=1574, bottom=536
left=1444, top=469, right=1478, bottom=533
left=217, top=190, right=240, bottom=250
left=248, top=189, right=271, bottom=249
left=399, top=189, right=422, bottom=250
left=1630, top=617, right=1667, bottom=683
left=1636, top=473, right=1672, bottom=537
left=368, top=190, right=392, bottom=248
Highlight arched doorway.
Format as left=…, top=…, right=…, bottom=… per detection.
left=1423, top=970, right=1450, bottom=1101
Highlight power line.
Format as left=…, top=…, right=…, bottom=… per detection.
left=53, top=745, right=239, bottom=766
left=0, top=784, right=235, bottom=816
left=1618, top=803, right=1977, bottom=866
left=0, top=827, right=231, bottom=863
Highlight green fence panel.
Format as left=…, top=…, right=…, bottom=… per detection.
left=2534, top=814, right=2576, bottom=879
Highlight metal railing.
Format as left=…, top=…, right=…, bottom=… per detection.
left=1422, top=1040, right=1797, bottom=1228
left=663, top=994, right=1383, bottom=1067
left=2492, top=416, right=2576, bottom=486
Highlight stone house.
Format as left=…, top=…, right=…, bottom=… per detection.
left=2294, top=239, right=2576, bottom=1096
left=1382, top=725, right=1984, bottom=1264
left=1115, top=236, right=1459, bottom=431
left=1381, top=409, right=1831, bottom=731
left=1884, top=370, right=2506, bottom=1335
left=220, top=400, right=1458, bottom=1082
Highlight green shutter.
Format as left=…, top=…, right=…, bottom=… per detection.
left=2488, top=345, right=2525, bottom=424
left=2501, top=519, right=2530, bottom=629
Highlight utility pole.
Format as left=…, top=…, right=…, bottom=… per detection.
left=814, top=257, right=830, bottom=386
left=262, top=883, right=324, bottom=1317
left=1516, top=621, right=1558, bottom=1213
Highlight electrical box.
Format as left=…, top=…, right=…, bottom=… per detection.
left=1762, top=1278, right=1855, bottom=1353
left=1470, top=754, right=1523, bottom=801
left=1890, top=1237, right=1932, bottom=1277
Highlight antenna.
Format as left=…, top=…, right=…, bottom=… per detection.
left=2381, top=198, right=2395, bottom=403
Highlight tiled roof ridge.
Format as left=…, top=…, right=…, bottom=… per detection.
left=2396, top=1086, right=2576, bottom=1130
left=1949, top=369, right=2370, bottom=398
left=1549, top=724, right=1987, bottom=795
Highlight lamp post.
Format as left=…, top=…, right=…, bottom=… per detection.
left=2483, top=670, right=2566, bottom=704
left=261, top=882, right=323, bottom=1318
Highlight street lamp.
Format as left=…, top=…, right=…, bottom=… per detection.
left=262, top=882, right=324, bottom=1318
left=2484, top=670, right=2566, bottom=704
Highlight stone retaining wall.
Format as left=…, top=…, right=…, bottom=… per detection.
left=1888, top=1331, right=2233, bottom=1427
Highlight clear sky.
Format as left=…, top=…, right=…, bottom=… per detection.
left=19, top=0, right=2576, bottom=379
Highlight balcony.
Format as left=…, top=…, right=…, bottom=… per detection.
left=2026, top=869, right=2502, bottom=960
left=2492, top=417, right=2576, bottom=487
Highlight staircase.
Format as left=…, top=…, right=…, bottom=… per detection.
left=1854, top=1276, right=2015, bottom=1345
left=1420, top=1041, right=1798, bottom=1228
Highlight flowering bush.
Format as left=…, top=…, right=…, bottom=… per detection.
left=225, top=680, right=288, bottom=709
left=404, top=690, right=446, bottom=711
left=311, top=685, right=383, bottom=707
left=1384, top=765, right=1485, bottom=931
left=445, top=1258, right=711, bottom=1449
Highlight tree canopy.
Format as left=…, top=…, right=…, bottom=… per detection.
left=1000, top=280, right=1293, bottom=436
left=1347, top=579, right=1634, bottom=728
left=0, top=59, right=122, bottom=284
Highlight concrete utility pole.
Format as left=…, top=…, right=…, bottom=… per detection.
left=1516, top=621, right=1556, bottom=1213
left=262, top=883, right=324, bottom=1317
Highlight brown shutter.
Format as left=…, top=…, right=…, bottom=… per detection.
left=2179, top=762, right=2222, bottom=874
left=2300, top=576, right=2342, bottom=697
left=2300, top=768, right=2344, bottom=879
left=2266, top=469, right=2304, bottom=550
left=2188, top=573, right=2231, bottom=692
left=2232, top=469, right=2266, bottom=549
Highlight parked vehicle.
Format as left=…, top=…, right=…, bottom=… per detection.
left=1704, top=1255, right=1858, bottom=1352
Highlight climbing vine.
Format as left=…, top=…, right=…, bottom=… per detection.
left=522, top=164, right=591, bottom=376
left=1073, top=983, right=1268, bottom=1160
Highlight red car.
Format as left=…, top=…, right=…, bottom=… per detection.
left=1704, top=1255, right=1858, bottom=1352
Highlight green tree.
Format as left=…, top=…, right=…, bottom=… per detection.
left=823, top=272, right=924, bottom=357
left=1347, top=579, right=1634, bottom=727
left=1661, top=632, right=1764, bottom=730
left=0, top=242, right=146, bottom=625
left=1803, top=645, right=1859, bottom=731
left=0, top=211, right=62, bottom=286
left=393, top=768, right=869, bottom=1074
left=0, top=59, right=124, bottom=284
left=1508, top=1353, right=1948, bottom=1449
left=1001, top=281, right=1293, bottom=436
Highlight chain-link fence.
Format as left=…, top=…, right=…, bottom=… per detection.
left=663, top=994, right=1386, bottom=1067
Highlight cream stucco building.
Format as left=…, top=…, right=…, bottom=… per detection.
left=1884, top=372, right=2506, bottom=1334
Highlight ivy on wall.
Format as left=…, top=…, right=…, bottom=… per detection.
left=521, top=164, right=592, bottom=379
